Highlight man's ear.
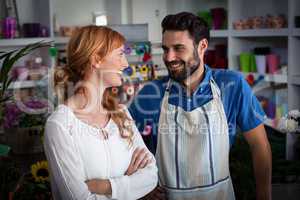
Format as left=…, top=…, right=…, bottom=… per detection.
left=198, top=39, right=208, bottom=53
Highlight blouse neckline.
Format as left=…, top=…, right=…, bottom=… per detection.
left=58, top=104, right=112, bottom=131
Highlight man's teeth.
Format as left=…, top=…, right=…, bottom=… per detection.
left=171, top=64, right=181, bottom=68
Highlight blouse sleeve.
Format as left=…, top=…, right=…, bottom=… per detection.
left=108, top=108, right=158, bottom=200
left=44, top=120, right=108, bottom=200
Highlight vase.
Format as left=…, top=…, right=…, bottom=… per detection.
left=266, top=54, right=280, bottom=74
left=239, top=53, right=251, bottom=72
left=255, top=55, right=266, bottom=74
left=210, top=8, right=226, bottom=30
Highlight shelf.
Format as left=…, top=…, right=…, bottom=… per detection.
left=210, top=30, right=229, bottom=38
left=231, top=28, right=289, bottom=37
left=8, top=80, right=47, bottom=89
left=252, top=82, right=272, bottom=93
left=0, top=38, right=53, bottom=47
left=242, top=72, right=288, bottom=84
left=54, top=37, right=70, bottom=44
left=292, top=28, right=300, bottom=37
left=54, top=37, right=164, bottom=56
left=264, top=74, right=288, bottom=83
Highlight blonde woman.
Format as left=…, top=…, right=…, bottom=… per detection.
left=44, top=25, right=158, bottom=200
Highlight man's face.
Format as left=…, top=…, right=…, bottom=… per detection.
left=162, top=30, right=201, bottom=83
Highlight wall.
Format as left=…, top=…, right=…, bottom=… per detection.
left=167, top=0, right=227, bottom=15
left=130, top=0, right=167, bottom=42
left=106, top=0, right=122, bottom=24
left=53, top=0, right=106, bottom=26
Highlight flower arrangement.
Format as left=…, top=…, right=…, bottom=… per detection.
left=278, top=110, right=300, bottom=133
left=3, top=99, right=49, bottom=129
left=12, top=160, right=52, bottom=200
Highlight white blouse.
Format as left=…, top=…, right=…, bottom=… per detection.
left=44, top=104, right=158, bottom=200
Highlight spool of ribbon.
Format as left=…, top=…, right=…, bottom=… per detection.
left=142, top=125, right=152, bottom=136
left=124, top=43, right=132, bottom=55
left=125, top=86, right=135, bottom=96
left=111, top=87, right=119, bottom=95
left=129, top=64, right=136, bottom=78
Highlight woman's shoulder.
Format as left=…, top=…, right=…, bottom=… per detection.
left=46, top=104, right=76, bottom=130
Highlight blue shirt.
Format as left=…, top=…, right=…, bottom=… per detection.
left=129, top=65, right=266, bottom=153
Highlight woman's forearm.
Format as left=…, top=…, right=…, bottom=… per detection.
left=86, top=179, right=112, bottom=195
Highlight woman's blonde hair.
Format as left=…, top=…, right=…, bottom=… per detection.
left=53, top=25, right=133, bottom=145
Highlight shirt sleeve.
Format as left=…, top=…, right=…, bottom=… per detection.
left=236, top=74, right=266, bottom=132
left=108, top=108, right=158, bottom=200
left=44, top=120, right=108, bottom=200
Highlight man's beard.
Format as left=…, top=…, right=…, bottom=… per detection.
left=165, top=49, right=201, bottom=83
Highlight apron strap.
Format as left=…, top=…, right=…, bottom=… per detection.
left=210, top=78, right=221, bottom=99
left=165, top=77, right=221, bottom=100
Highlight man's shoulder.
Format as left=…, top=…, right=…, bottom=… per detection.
left=212, top=69, right=246, bottom=90
left=211, top=68, right=244, bottom=84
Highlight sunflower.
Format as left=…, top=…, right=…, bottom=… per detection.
left=31, top=161, right=49, bottom=182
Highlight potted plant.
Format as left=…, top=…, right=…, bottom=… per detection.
left=0, top=41, right=50, bottom=199
left=0, top=41, right=50, bottom=122
left=0, top=41, right=50, bottom=152
left=12, top=160, right=52, bottom=200
left=3, top=98, right=50, bottom=154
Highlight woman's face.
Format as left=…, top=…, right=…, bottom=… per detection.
left=98, top=45, right=128, bottom=87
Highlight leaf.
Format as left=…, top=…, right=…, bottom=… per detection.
left=0, top=49, right=17, bottom=60
left=0, top=95, right=13, bottom=103
left=14, top=41, right=51, bottom=60
left=0, top=51, right=14, bottom=82
left=0, top=41, right=51, bottom=105
left=36, top=183, right=47, bottom=189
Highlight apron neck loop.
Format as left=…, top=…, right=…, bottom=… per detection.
left=166, top=78, right=221, bottom=100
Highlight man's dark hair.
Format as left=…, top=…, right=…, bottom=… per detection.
left=161, top=12, right=210, bottom=44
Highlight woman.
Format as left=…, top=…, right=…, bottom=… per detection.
left=44, top=25, right=158, bottom=200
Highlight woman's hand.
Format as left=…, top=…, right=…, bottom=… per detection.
left=125, top=147, right=153, bottom=176
left=85, top=179, right=112, bottom=195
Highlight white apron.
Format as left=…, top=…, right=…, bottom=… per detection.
left=156, top=79, right=235, bottom=200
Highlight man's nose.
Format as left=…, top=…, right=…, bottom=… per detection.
left=164, top=50, right=176, bottom=62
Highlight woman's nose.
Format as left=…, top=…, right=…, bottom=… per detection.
left=122, top=58, right=129, bottom=70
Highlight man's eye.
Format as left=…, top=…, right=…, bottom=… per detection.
left=175, top=47, right=184, bottom=51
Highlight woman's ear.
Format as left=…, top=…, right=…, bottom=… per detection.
left=91, top=55, right=102, bottom=69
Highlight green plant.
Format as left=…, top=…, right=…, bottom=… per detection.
left=12, top=161, right=51, bottom=200
left=0, top=41, right=50, bottom=119
left=0, top=41, right=50, bottom=199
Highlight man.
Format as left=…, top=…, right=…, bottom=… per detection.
left=129, top=12, right=272, bottom=200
